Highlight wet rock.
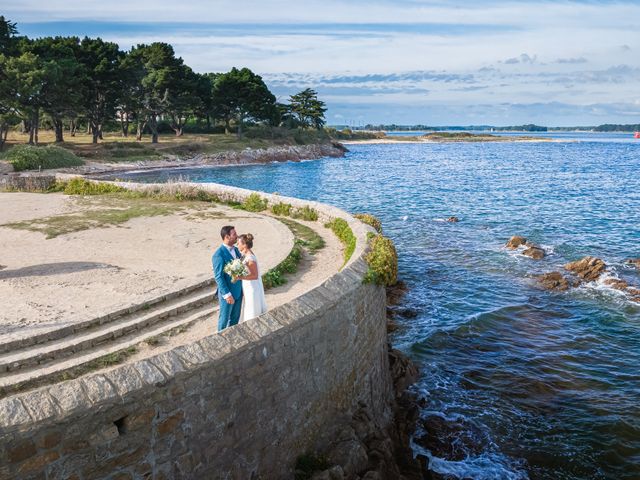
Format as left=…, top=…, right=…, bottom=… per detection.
left=0, top=265, right=5, bottom=270
left=626, top=258, right=640, bottom=268
left=627, top=288, right=640, bottom=296
left=522, top=246, right=545, bottom=260
left=389, top=348, right=420, bottom=396
left=445, top=216, right=459, bottom=223
left=603, top=278, right=629, bottom=290
left=505, top=236, right=528, bottom=249
left=386, top=281, right=408, bottom=306
left=564, top=256, right=607, bottom=282
left=415, top=415, right=489, bottom=462
left=535, top=272, right=570, bottom=291
left=392, top=307, right=420, bottom=319
left=311, top=466, right=345, bottom=480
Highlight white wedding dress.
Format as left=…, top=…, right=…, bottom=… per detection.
left=241, top=253, right=267, bottom=322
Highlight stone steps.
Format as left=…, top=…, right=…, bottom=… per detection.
left=0, top=279, right=215, bottom=355
left=0, top=300, right=218, bottom=392
left=0, top=287, right=217, bottom=374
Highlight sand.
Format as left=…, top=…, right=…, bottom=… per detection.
left=0, top=192, right=295, bottom=340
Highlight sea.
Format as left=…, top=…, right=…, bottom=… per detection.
left=112, top=132, right=640, bottom=480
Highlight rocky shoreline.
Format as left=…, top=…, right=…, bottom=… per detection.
left=82, top=142, right=348, bottom=175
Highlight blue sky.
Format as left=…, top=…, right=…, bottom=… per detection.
left=5, top=1, right=640, bottom=126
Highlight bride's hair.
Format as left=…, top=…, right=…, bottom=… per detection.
left=239, top=233, right=254, bottom=248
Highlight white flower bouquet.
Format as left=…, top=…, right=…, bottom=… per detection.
left=224, top=258, right=249, bottom=282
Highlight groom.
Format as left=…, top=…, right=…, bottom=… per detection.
left=212, top=225, right=243, bottom=331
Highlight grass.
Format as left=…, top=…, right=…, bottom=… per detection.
left=325, top=218, right=356, bottom=266
left=279, top=218, right=325, bottom=253
left=2, top=196, right=185, bottom=238
left=354, top=213, right=383, bottom=233
left=261, top=218, right=326, bottom=289
left=2, top=144, right=85, bottom=171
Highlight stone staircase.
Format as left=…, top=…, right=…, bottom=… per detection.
left=0, top=280, right=218, bottom=394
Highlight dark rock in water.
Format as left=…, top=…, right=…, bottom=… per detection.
left=535, top=272, right=570, bottom=291
left=386, top=281, right=408, bottom=306
left=415, top=415, right=489, bottom=462
left=522, top=246, right=545, bottom=259
left=505, top=236, right=528, bottom=249
left=603, top=278, right=629, bottom=290
left=564, top=256, right=606, bottom=282
left=389, top=348, right=420, bottom=396
left=626, top=258, right=640, bottom=268
left=627, top=288, right=640, bottom=296
left=392, top=307, right=420, bottom=319
left=445, top=216, right=459, bottom=223
left=0, top=265, right=5, bottom=270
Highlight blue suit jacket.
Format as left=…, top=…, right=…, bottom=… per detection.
left=212, top=245, right=243, bottom=300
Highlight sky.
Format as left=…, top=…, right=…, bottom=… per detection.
left=4, top=0, right=640, bottom=126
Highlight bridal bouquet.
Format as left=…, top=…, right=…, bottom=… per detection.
left=224, top=258, right=249, bottom=282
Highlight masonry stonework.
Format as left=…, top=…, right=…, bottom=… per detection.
left=0, top=182, right=393, bottom=479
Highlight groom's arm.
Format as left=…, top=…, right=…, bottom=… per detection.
left=212, top=251, right=232, bottom=298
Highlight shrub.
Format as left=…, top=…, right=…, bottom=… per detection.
left=5, top=145, right=84, bottom=171
left=363, top=234, right=398, bottom=286
left=325, top=218, right=356, bottom=265
left=354, top=213, right=383, bottom=233
left=292, top=205, right=319, bottom=221
left=62, top=178, right=126, bottom=195
left=262, top=242, right=303, bottom=289
left=271, top=202, right=293, bottom=216
left=242, top=192, right=268, bottom=212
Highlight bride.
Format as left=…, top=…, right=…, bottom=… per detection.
left=236, top=233, right=267, bottom=322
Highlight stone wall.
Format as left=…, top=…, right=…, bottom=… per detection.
left=0, top=181, right=393, bottom=480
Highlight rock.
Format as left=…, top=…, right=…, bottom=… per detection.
left=361, top=471, right=382, bottom=480
left=626, top=258, right=640, bottom=268
left=415, top=415, right=489, bottom=462
left=391, top=307, right=419, bottom=319
left=627, top=288, right=640, bottom=296
left=522, top=246, right=545, bottom=259
left=0, top=265, right=5, bottom=270
left=445, top=216, right=459, bottom=223
left=505, top=236, right=527, bottom=249
left=326, top=439, right=369, bottom=477
left=311, top=466, right=345, bottom=480
left=389, top=348, right=419, bottom=397
left=564, top=256, right=607, bottom=282
left=535, top=272, right=570, bottom=291
left=603, top=278, right=629, bottom=290
left=386, top=281, right=408, bottom=306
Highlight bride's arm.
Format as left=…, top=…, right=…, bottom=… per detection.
left=238, top=260, right=259, bottom=281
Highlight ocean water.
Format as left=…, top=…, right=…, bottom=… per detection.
left=114, top=135, right=640, bottom=479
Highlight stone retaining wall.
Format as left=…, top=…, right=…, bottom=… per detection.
left=0, top=181, right=393, bottom=479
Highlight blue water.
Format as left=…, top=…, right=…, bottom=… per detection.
left=114, top=136, right=640, bottom=479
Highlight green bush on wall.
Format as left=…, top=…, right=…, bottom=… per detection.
left=242, top=193, right=268, bottom=212
left=354, top=213, right=383, bottom=233
left=5, top=145, right=85, bottom=171
left=325, top=218, right=356, bottom=264
left=271, top=202, right=293, bottom=216
left=363, top=234, right=398, bottom=286
left=292, top=205, right=319, bottom=221
left=59, top=178, right=126, bottom=195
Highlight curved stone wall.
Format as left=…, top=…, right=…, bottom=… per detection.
left=0, top=182, right=393, bottom=479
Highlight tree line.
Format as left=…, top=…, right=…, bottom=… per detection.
left=0, top=17, right=327, bottom=148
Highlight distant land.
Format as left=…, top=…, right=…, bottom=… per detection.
left=331, top=123, right=640, bottom=133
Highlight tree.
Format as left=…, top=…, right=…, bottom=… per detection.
left=76, top=37, right=123, bottom=143
left=26, top=37, right=84, bottom=143
left=0, top=16, right=18, bottom=55
left=288, top=88, right=327, bottom=129
left=211, top=67, right=277, bottom=137
left=128, top=43, right=196, bottom=142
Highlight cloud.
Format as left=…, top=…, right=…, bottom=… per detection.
left=555, top=57, right=588, bottom=64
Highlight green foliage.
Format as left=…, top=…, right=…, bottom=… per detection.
left=325, top=218, right=356, bottom=265
left=294, top=453, right=330, bottom=480
left=211, top=67, right=277, bottom=136
left=262, top=242, right=303, bottom=289
left=61, top=178, right=126, bottom=195
left=292, top=205, right=319, bottom=221
left=354, top=213, right=383, bottom=233
left=4, top=144, right=84, bottom=171
left=288, top=88, right=327, bottom=130
left=363, top=234, right=398, bottom=286
left=271, top=201, right=293, bottom=216
left=279, top=218, right=325, bottom=253
left=241, top=192, right=268, bottom=212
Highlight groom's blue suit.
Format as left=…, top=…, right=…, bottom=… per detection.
left=212, top=244, right=243, bottom=331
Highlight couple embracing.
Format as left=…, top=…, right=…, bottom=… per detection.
left=212, top=225, right=267, bottom=331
